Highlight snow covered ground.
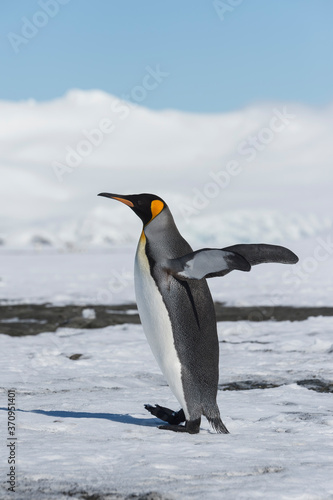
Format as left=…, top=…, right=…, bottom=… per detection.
left=0, top=230, right=332, bottom=307
left=1, top=91, right=332, bottom=498
left=1, top=315, right=333, bottom=499
left=0, top=239, right=333, bottom=499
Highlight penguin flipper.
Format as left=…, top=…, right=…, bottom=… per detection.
left=163, top=248, right=251, bottom=280
left=222, top=244, right=299, bottom=266
left=144, top=404, right=185, bottom=425
left=163, top=244, right=298, bottom=280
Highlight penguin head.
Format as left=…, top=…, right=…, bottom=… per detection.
left=98, top=192, right=166, bottom=226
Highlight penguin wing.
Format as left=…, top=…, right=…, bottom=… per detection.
left=222, top=244, right=299, bottom=266
left=163, top=248, right=251, bottom=280
left=163, top=244, right=298, bottom=280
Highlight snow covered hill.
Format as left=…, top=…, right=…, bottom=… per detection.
left=1, top=90, right=332, bottom=249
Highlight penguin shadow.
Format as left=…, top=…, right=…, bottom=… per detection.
left=0, top=407, right=158, bottom=427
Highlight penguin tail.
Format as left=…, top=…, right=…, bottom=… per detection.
left=204, top=405, right=229, bottom=434
left=207, top=415, right=229, bottom=434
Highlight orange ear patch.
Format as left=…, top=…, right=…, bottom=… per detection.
left=150, top=199, right=164, bottom=220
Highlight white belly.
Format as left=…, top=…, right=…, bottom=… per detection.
left=134, top=233, right=189, bottom=418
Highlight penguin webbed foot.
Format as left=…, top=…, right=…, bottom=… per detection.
left=159, top=418, right=201, bottom=434
left=158, top=424, right=188, bottom=433
left=144, top=404, right=185, bottom=425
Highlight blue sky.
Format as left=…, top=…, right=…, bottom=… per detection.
left=1, top=0, right=332, bottom=112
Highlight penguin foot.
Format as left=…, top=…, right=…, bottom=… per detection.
left=144, top=404, right=185, bottom=425
left=158, top=418, right=201, bottom=434
left=158, top=424, right=188, bottom=432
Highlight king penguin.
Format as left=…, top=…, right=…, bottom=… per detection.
left=98, top=192, right=299, bottom=434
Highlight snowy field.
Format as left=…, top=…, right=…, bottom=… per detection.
left=1, top=91, right=332, bottom=498
left=1, top=241, right=333, bottom=499
left=0, top=232, right=332, bottom=308
left=1, top=314, right=333, bottom=499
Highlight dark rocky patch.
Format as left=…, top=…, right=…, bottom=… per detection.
left=219, top=380, right=280, bottom=391
left=0, top=478, right=173, bottom=500
left=219, top=378, right=333, bottom=393
left=68, top=353, right=83, bottom=360
left=0, top=303, right=139, bottom=336
left=0, top=302, right=332, bottom=336
left=214, top=303, right=333, bottom=322
left=296, top=378, right=333, bottom=393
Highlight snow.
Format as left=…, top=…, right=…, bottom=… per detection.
left=0, top=231, right=332, bottom=307
left=1, top=90, right=333, bottom=498
left=81, top=308, right=96, bottom=320
left=1, top=317, right=333, bottom=499
left=0, top=91, right=332, bottom=250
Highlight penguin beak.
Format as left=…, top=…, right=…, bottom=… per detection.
left=98, top=193, right=134, bottom=208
